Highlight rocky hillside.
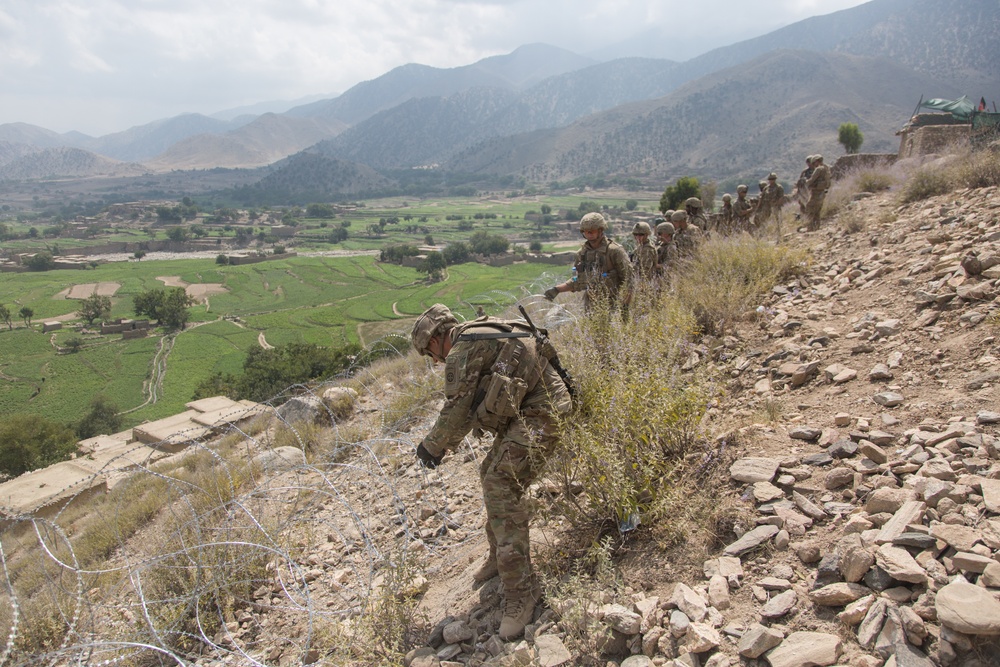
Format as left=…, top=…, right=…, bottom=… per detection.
left=0, top=147, right=147, bottom=180
left=165, top=167, right=1000, bottom=665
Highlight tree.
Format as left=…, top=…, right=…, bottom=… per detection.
left=468, top=230, right=510, bottom=256
left=417, top=251, right=446, bottom=277
left=624, top=199, right=638, bottom=211
left=133, top=250, right=146, bottom=260
left=166, top=226, right=189, bottom=242
left=306, top=203, right=335, bottom=218
left=132, top=287, right=195, bottom=330
left=0, top=304, right=10, bottom=330
left=78, top=294, right=112, bottom=325
left=660, top=176, right=701, bottom=213
left=442, top=241, right=472, bottom=265
left=540, top=204, right=552, bottom=216
left=19, top=306, right=33, bottom=327
left=0, top=414, right=78, bottom=479
left=216, top=254, right=229, bottom=265
left=25, top=251, right=55, bottom=271
left=64, top=336, right=83, bottom=353
left=529, top=241, right=543, bottom=253
left=838, top=122, right=864, bottom=154
left=75, top=395, right=123, bottom=440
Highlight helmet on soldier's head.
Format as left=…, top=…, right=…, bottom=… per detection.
left=722, top=193, right=731, bottom=202
left=768, top=172, right=777, bottom=181
left=411, top=304, right=458, bottom=356
left=737, top=184, right=748, bottom=194
left=579, top=212, right=607, bottom=232
left=654, top=216, right=665, bottom=224
left=684, top=197, right=703, bottom=210
left=806, top=155, right=816, bottom=164
left=656, top=221, right=675, bottom=236
left=758, top=181, right=767, bottom=190
left=632, top=221, right=652, bottom=236
left=671, top=211, right=687, bottom=224
left=813, top=154, right=823, bottom=163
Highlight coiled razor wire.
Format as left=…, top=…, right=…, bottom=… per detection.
left=0, top=281, right=580, bottom=665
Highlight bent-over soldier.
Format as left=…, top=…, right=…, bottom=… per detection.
left=412, top=304, right=573, bottom=640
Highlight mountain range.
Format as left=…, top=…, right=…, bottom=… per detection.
left=0, top=0, right=995, bottom=197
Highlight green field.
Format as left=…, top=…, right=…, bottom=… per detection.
left=0, top=254, right=559, bottom=428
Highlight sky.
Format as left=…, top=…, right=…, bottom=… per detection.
left=0, top=0, right=872, bottom=137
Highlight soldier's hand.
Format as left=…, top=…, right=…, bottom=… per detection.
left=543, top=287, right=559, bottom=301
left=416, top=442, right=443, bottom=469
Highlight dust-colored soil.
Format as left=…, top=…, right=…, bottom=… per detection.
left=156, top=276, right=228, bottom=302
left=58, top=282, right=122, bottom=299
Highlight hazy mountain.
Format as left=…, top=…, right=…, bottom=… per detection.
left=447, top=49, right=962, bottom=186
left=145, top=113, right=348, bottom=171
left=0, top=123, right=74, bottom=149
left=285, top=43, right=597, bottom=126
left=210, top=93, right=341, bottom=122
left=0, top=141, right=42, bottom=168
left=246, top=152, right=393, bottom=202
left=83, top=114, right=249, bottom=162
left=0, top=147, right=147, bottom=181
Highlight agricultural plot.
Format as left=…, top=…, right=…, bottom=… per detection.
left=0, top=253, right=556, bottom=428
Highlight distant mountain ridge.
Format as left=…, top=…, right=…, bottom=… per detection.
left=0, top=0, right=995, bottom=189
left=0, top=147, right=146, bottom=181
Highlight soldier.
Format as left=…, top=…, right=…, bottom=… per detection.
left=752, top=180, right=770, bottom=230
left=411, top=304, right=573, bottom=640
left=718, top=194, right=734, bottom=236
left=672, top=210, right=703, bottom=257
left=655, top=220, right=678, bottom=273
left=684, top=197, right=708, bottom=234
left=793, top=156, right=815, bottom=219
left=733, top=184, right=754, bottom=233
left=544, top=212, right=632, bottom=310
left=630, top=221, right=658, bottom=280
left=805, top=154, right=832, bottom=230
left=761, top=173, right=786, bottom=241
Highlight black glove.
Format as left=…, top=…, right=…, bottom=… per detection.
left=416, top=442, right=443, bottom=469
left=543, top=287, right=559, bottom=301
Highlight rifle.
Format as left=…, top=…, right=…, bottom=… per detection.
left=517, top=304, right=577, bottom=400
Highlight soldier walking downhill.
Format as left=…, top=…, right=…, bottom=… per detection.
left=411, top=304, right=574, bottom=640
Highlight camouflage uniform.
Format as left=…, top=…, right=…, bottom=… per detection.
left=655, top=221, right=678, bottom=273
left=418, top=314, right=573, bottom=608
left=671, top=211, right=703, bottom=258
left=760, top=175, right=784, bottom=226
left=718, top=196, right=734, bottom=236
left=794, top=157, right=815, bottom=217
left=805, top=156, right=832, bottom=230
left=570, top=235, right=632, bottom=309
left=752, top=180, right=770, bottom=228
left=733, top=187, right=753, bottom=232
left=631, top=221, right=658, bottom=280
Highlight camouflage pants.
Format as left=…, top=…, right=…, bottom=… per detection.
left=479, top=411, right=559, bottom=597
left=806, top=191, right=826, bottom=229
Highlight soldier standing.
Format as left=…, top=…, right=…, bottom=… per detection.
left=655, top=220, right=678, bottom=274
left=761, top=173, right=785, bottom=241
left=752, top=180, right=770, bottom=231
left=718, top=194, right=734, bottom=236
left=684, top=197, right=708, bottom=234
left=793, top=156, right=815, bottom=219
left=733, top=185, right=754, bottom=233
left=544, top=212, right=632, bottom=310
left=805, top=154, right=832, bottom=230
left=411, top=304, right=573, bottom=640
left=630, top=221, right=658, bottom=281
left=672, top=210, right=704, bottom=258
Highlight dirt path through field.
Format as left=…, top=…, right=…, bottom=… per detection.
left=257, top=332, right=274, bottom=349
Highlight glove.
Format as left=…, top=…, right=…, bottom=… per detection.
left=416, top=442, right=443, bottom=469
left=543, top=287, right=559, bottom=301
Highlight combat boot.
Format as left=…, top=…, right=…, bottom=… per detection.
left=472, top=551, right=498, bottom=584
left=497, top=584, right=541, bottom=641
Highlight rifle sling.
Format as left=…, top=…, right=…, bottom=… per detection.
left=456, top=331, right=532, bottom=341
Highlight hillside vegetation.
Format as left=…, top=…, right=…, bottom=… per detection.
left=6, top=144, right=999, bottom=665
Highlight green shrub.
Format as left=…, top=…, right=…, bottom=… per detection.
left=855, top=170, right=895, bottom=193
left=900, top=166, right=952, bottom=203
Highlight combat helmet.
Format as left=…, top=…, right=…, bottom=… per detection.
left=684, top=197, right=703, bottom=210
left=722, top=193, right=732, bottom=203
left=736, top=184, right=748, bottom=194
left=579, top=212, right=607, bottom=232
left=767, top=172, right=777, bottom=181
left=656, top=221, right=675, bottom=236
left=671, top=211, right=687, bottom=224
left=411, top=304, right=458, bottom=356
left=632, top=221, right=652, bottom=236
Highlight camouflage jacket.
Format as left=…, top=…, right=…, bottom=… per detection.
left=571, top=236, right=632, bottom=299
left=734, top=197, right=753, bottom=221
left=656, top=240, right=678, bottom=270
left=421, top=319, right=572, bottom=457
left=674, top=224, right=704, bottom=256
left=632, top=241, right=658, bottom=279
left=807, top=164, right=831, bottom=193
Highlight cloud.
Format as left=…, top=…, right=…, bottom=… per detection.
left=0, top=0, right=870, bottom=135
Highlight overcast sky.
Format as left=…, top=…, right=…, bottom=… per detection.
left=0, top=0, right=871, bottom=137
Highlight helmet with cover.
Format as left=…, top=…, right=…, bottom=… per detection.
left=722, top=193, right=731, bottom=202
left=579, top=212, right=607, bottom=232
left=737, top=184, right=748, bottom=194
left=632, top=221, right=652, bottom=236
left=411, top=304, right=458, bottom=356
left=684, top=197, right=703, bottom=210
left=656, top=221, right=675, bottom=235
left=671, top=211, right=687, bottom=224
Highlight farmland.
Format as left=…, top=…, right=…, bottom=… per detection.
left=0, top=253, right=560, bottom=428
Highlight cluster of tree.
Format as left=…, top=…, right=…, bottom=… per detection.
left=380, top=244, right=421, bottom=264
left=660, top=176, right=702, bottom=212
left=155, top=203, right=198, bottom=223
left=132, top=287, right=195, bottom=330
left=0, top=304, right=34, bottom=329
left=77, top=294, right=112, bottom=325
left=0, top=395, right=123, bottom=479
left=25, top=251, right=56, bottom=271
left=192, top=342, right=360, bottom=404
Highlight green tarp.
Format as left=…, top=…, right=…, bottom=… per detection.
left=921, top=96, right=975, bottom=121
